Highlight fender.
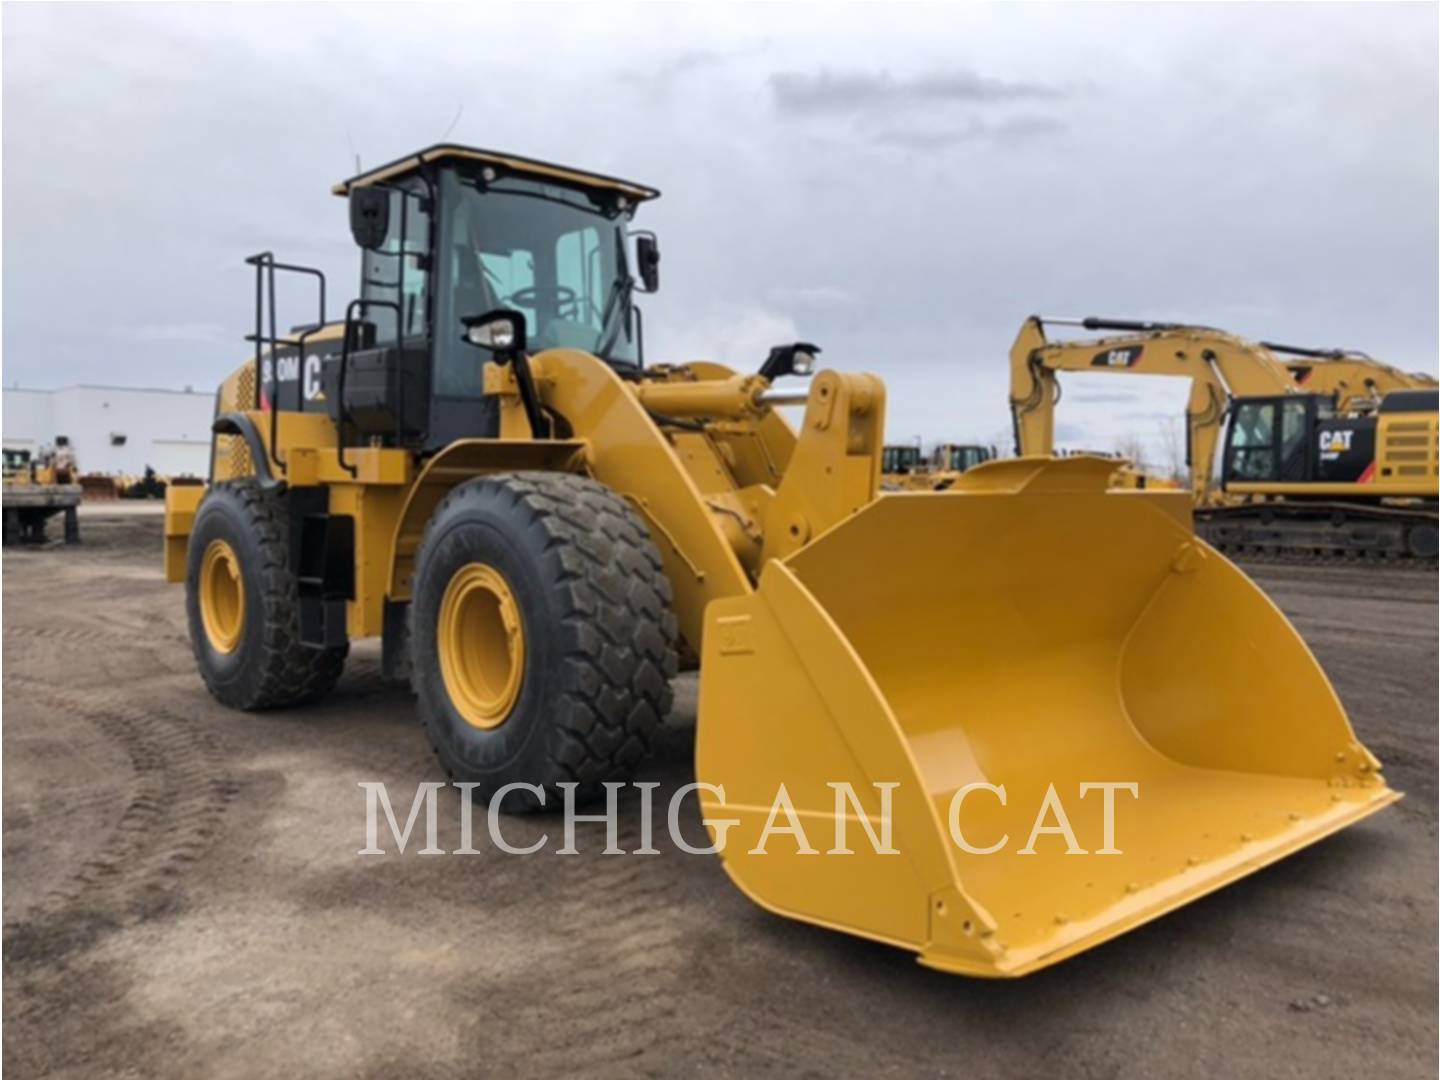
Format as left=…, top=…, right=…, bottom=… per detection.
left=212, top=412, right=279, bottom=490
left=385, top=438, right=589, bottom=602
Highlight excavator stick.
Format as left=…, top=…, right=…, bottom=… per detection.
left=697, top=456, right=1397, bottom=977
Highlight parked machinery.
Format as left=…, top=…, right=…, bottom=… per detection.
left=881, top=443, right=925, bottom=485
left=883, top=443, right=996, bottom=490
left=1010, top=316, right=1438, bottom=559
left=3, top=441, right=81, bottom=546
left=165, top=148, right=1396, bottom=976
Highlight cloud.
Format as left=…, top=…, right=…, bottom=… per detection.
left=873, top=114, right=1066, bottom=150
left=617, top=49, right=728, bottom=92
left=993, top=114, right=1067, bottom=141
left=767, top=285, right=856, bottom=308
left=1117, top=410, right=1182, bottom=422
left=124, top=322, right=231, bottom=344
left=651, top=303, right=801, bottom=370
left=0, top=1, right=1434, bottom=441
left=769, top=67, right=1063, bottom=115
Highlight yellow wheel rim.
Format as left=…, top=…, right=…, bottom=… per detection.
left=199, top=539, right=245, bottom=654
left=438, top=563, right=526, bottom=730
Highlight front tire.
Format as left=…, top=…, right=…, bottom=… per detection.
left=186, top=481, right=347, bottom=709
left=410, top=472, right=678, bottom=809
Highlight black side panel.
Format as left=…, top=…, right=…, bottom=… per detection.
left=324, top=342, right=432, bottom=447
left=428, top=395, right=501, bottom=449
left=1379, top=390, right=1439, bottom=414
left=1317, top=417, right=1377, bottom=483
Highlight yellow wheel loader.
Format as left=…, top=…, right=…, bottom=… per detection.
left=882, top=443, right=995, bottom=490
left=1011, top=316, right=1439, bottom=559
left=165, top=147, right=1397, bottom=977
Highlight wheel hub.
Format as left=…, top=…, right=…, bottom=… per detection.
left=199, top=539, right=245, bottom=654
left=438, top=563, right=526, bottom=729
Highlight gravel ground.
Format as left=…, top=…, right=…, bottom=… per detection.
left=4, top=507, right=1436, bottom=1079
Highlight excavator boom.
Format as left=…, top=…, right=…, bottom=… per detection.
left=1009, top=315, right=1295, bottom=501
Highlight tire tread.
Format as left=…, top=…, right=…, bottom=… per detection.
left=414, top=472, right=678, bottom=804
left=192, top=481, right=346, bottom=709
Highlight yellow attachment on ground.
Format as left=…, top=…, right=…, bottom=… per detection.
left=438, top=563, right=526, bottom=729
left=696, top=456, right=1397, bottom=977
left=199, top=539, right=246, bottom=653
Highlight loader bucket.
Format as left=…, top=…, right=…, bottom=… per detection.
left=696, top=457, right=1397, bottom=977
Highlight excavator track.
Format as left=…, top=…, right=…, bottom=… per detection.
left=1199, top=501, right=1438, bottom=567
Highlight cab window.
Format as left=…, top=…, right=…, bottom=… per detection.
left=1279, top=400, right=1309, bottom=481
left=360, top=183, right=430, bottom=343
left=1229, top=402, right=1276, bottom=481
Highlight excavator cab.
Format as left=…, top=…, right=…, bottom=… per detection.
left=1223, top=390, right=1439, bottom=490
left=1222, top=394, right=1334, bottom=484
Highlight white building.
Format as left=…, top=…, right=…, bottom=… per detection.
left=3, top=384, right=214, bottom=477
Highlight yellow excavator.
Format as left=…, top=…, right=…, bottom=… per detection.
left=1011, top=316, right=1439, bottom=559
left=165, top=147, right=1395, bottom=977
left=1264, top=341, right=1439, bottom=413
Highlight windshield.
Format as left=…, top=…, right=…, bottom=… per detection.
left=883, top=446, right=921, bottom=473
left=446, top=175, right=637, bottom=375
left=945, top=446, right=990, bottom=471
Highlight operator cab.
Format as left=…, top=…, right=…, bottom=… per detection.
left=934, top=444, right=995, bottom=472
left=250, top=145, right=661, bottom=455
left=1221, top=392, right=1377, bottom=487
left=883, top=445, right=923, bottom=475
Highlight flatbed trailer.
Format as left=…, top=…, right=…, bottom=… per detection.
left=3, top=484, right=82, bottom=546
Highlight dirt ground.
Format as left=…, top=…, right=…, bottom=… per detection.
left=4, top=506, right=1436, bottom=1079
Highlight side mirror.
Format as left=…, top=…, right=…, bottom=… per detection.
left=349, top=187, right=391, bottom=250
left=462, top=309, right=527, bottom=354
left=635, top=233, right=660, bottom=293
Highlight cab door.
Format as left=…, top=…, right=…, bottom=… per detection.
left=1222, top=397, right=1320, bottom=487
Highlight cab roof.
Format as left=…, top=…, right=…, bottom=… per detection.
left=331, top=144, right=660, bottom=203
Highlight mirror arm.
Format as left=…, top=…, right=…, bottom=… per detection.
left=507, top=350, right=550, bottom=439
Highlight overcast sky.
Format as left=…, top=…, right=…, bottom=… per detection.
left=4, top=3, right=1436, bottom=461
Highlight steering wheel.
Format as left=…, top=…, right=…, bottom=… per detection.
left=506, top=284, right=579, bottom=319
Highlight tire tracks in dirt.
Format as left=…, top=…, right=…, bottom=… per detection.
left=2, top=676, right=240, bottom=970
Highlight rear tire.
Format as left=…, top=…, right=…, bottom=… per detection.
left=186, top=481, right=347, bottom=709
left=410, top=472, right=678, bottom=809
